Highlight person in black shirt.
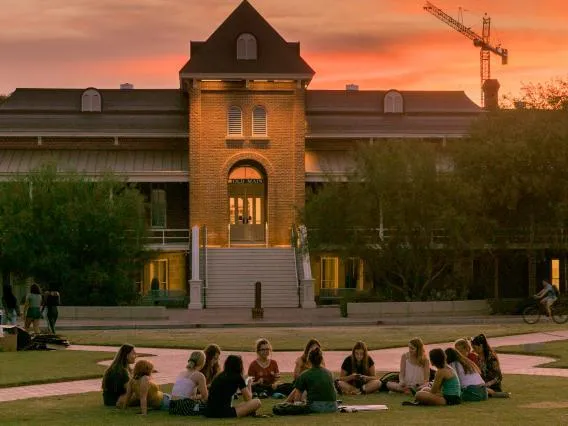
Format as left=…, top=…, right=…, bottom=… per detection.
left=102, top=344, right=137, bottom=407
left=42, top=289, right=60, bottom=334
left=336, top=341, right=381, bottom=394
left=206, top=355, right=261, bottom=418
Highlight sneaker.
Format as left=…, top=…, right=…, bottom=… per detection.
left=272, top=392, right=286, bottom=399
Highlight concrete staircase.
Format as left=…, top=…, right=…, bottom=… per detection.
left=205, top=248, right=299, bottom=308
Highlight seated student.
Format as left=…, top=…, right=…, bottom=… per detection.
left=387, top=338, right=430, bottom=394
left=336, top=341, right=381, bottom=395
left=169, top=351, right=208, bottom=416
left=445, top=348, right=488, bottom=402
left=471, top=334, right=509, bottom=397
left=286, top=347, right=337, bottom=414
left=123, top=360, right=171, bottom=415
left=102, top=344, right=137, bottom=407
left=415, top=348, right=461, bottom=406
left=201, top=344, right=221, bottom=387
left=206, top=355, right=261, bottom=418
left=247, top=338, right=281, bottom=397
left=294, top=338, right=325, bottom=380
left=455, top=338, right=479, bottom=366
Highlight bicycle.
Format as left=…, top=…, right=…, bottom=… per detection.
left=522, top=297, right=568, bottom=324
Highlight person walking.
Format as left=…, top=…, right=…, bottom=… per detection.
left=2, top=284, right=21, bottom=325
left=42, top=288, right=61, bottom=334
left=24, top=283, right=43, bottom=334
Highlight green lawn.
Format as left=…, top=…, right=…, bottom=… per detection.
left=0, top=351, right=113, bottom=388
left=2, top=375, right=568, bottom=425
left=498, top=340, right=568, bottom=368
left=64, top=323, right=564, bottom=351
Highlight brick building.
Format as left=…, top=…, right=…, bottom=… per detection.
left=0, top=1, right=484, bottom=308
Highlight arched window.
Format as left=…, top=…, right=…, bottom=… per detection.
left=227, top=106, right=243, bottom=137
left=81, top=88, right=102, bottom=112
left=252, top=106, right=267, bottom=136
left=384, top=91, right=403, bottom=113
left=236, top=33, right=257, bottom=60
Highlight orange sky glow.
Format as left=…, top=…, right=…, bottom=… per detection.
left=1, top=0, right=567, bottom=105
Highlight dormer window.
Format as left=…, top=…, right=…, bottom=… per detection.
left=236, top=33, right=257, bottom=60
left=384, top=91, right=403, bottom=114
left=81, top=88, right=102, bottom=112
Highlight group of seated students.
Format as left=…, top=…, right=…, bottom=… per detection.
left=101, top=332, right=508, bottom=417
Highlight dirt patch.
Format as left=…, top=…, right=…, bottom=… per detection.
left=522, top=401, right=568, bottom=409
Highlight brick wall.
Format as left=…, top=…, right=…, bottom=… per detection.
left=188, top=80, right=306, bottom=246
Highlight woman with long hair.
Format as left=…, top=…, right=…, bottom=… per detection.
left=445, top=348, right=487, bottom=401
left=206, top=355, right=261, bottom=418
left=42, top=287, right=60, bottom=334
left=294, top=338, right=325, bottom=379
left=123, top=359, right=171, bottom=415
left=455, top=338, right=479, bottom=365
left=387, top=337, right=430, bottom=394
left=1, top=284, right=20, bottom=325
left=201, top=344, right=221, bottom=386
left=24, top=283, right=42, bottom=334
left=415, top=348, right=461, bottom=406
left=471, top=334, right=509, bottom=397
left=102, top=344, right=137, bottom=407
left=169, top=351, right=208, bottom=416
left=336, top=341, right=381, bottom=395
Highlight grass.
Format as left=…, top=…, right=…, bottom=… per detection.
left=64, top=323, right=564, bottom=351
left=2, top=375, right=568, bottom=425
left=498, top=340, right=568, bottom=368
left=0, top=351, right=113, bottom=388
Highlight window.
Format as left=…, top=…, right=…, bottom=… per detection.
left=81, top=88, right=102, bottom=112
left=149, top=259, right=168, bottom=293
left=252, top=106, right=267, bottom=136
left=151, top=188, right=167, bottom=228
left=227, top=106, right=243, bottom=137
left=236, top=33, right=257, bottom=60
left=321, top=257, right=338, bottom=289
left=552, top=258, right=561, bottom=293
left=384, top=91, right=403, bottom=113
left=345, top=258, right=363, bottom=289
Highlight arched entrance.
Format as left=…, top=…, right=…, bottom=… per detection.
left=228, top=162, right=266, bottom=244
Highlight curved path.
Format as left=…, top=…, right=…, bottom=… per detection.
left=1, top=331, right=567, bottom=403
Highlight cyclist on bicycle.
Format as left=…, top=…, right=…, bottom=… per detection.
left=534, top=280, right=557, bottom=319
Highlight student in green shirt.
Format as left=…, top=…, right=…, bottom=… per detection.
left=286, top=347, right=337, bottom=413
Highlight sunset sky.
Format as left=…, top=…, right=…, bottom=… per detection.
left=1, top=0, right=567, bottom=105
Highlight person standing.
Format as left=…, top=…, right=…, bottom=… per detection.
left=42, top=288, right=61, bottom=334
left=2, top=284, right=21, bottom=325
left=24, top=283, right=43, bottom=334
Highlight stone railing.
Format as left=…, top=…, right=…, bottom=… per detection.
left=347, top=300, right=490, bottom=316
left=57, top=306, right=168, bottom=320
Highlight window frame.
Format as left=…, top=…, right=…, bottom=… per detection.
left=236, top=33, right=257, bottom=60
left=384, top=91, right=404, bottom=114
left=252, top=105, right=267, bottom=137
left=150, top=187, right=167, bottom=229
left=320, top=256, right=339, bottom=289
left=227, top=106, right=244, bottom=137
left=81, top=88, right=102, bottom=112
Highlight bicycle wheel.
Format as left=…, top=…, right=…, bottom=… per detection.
left=552, top=304, right=568, bottom=324
left=522, top=305, right=540, bottom=324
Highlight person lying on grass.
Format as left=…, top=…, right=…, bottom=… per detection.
left=102, top=344, right=137, bottom=407
left=123, top=360, right=171, bottom=415
left=169, top=350, right=208, bottom=416
left=205, top=355, right=261, bottom=418
left=335, top=341, right=381, bottom=395
left=286, top=347, right=338, bottom=414
left=445, top=348, right=488, bottom=402
left=415, top=348, right=461, bottom=406
left=387, top=338, right=431, bottom=395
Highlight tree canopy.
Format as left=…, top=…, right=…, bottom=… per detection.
left=504, top=76, right=568, bottom=110
left=0, top=165, right=150, bottom=305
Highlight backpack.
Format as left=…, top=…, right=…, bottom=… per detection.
left=272, top=402, right=310, bottom=416
left=378, top=371, right=399, bottom=392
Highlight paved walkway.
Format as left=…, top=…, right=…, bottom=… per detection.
left=1, top=331, right=568, bottom=403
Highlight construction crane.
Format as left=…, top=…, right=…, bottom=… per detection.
left=423, top=1, right=508, bottom=106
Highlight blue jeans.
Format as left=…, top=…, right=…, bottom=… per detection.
left=160, top=394, right=171, bottom=411
left=309, top=401, right=337, bottom=413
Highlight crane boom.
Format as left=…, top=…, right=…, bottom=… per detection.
left=423, top=1, right=508, bottom=106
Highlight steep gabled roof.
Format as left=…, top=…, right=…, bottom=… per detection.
left=179, top=0, right=314, bottom=79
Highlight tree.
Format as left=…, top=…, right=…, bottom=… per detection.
left=0, top=165, right=150, bottom=305
left=304, top=140, right=480, bottom=300
left=503, top=76, right=568, bottom=110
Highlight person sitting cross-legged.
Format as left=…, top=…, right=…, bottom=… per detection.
left=387, top=338, right=431, bottom=394
left=414, top=348, right=461, bottom=406
left=335, top=341, right=382, bottom=395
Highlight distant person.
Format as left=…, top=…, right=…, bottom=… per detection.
left=1, top=284, right=20, bottom=325
left=387, top=338, right=431, bottom=394
left=205, top=355, right=261, bottom=418
left=170, top=351, right=208, bottom=416
left=471, top=334, right=509, bottom=397
left=336, top=341, right=381, bottom=395
left=454, top=338, right=479, bottom=366
left=24, top=283, right=42, bottom=334
left=201, top=344, right=221, bottom=386
left=42, top=288, right=60, bottom=334
left=124, top=359, right=171, bottom=415
left=285, top=347, right=337, bottom=414
left=102, top=344, right=137, bottom=407
left=445, top=348, right=488, bottom=401
left=294, top=338, right=325, bottom=380
left=247, top=338, right=281, bottom=397
left=534, top=280, right=557, bottom=319
left=415, top=348, right=461, bottom=406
